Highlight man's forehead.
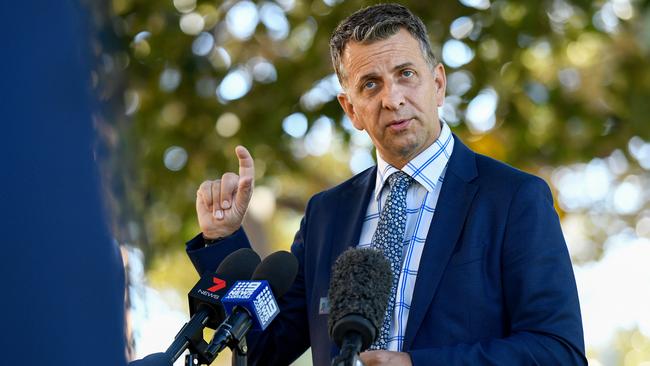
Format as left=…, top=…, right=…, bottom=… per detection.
left=341, top=31, right=424, bottom=77
left=342, top=29, right=419, bottom=58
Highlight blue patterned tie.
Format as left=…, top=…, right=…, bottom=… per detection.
left=370, top=171, right=413, bottom=350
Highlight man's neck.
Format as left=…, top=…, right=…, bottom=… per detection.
left=378, top=128, right=442, bottom=169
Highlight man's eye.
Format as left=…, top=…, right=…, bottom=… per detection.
left=363, top=81, right=377, bottom=90
left=402, top=70, right=414, bottom=77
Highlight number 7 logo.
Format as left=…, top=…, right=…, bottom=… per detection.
left=207, top=277, right=226, bottom=292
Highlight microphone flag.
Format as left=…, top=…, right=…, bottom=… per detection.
left=221, top=280, right=280, bottom=331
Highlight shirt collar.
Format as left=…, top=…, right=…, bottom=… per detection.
left=374, top=122, right=454, bottom=201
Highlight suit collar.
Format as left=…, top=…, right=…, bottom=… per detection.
left=373, top=122, right=455, bottom=199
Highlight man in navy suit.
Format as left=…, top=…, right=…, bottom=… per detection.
left=187, top=4, right=585, bottom=365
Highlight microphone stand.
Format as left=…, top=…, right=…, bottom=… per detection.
left=204, top=308, right=253, bottom=361
left=185, top=317, right=251, bottom=366
left=165, top=309, right=211, bottom=364
left=185, top=353, right=198, bottom=366
left=179, top=341, right=244, bottom=366
left=331, top=331, right=363, bottom=366
left=182, top=336, right=247, bottom=366
left=231, top=337, right=247, bottom=366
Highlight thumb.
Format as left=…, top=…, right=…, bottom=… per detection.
left=236, top=145, right=254, bottom=181
left=234, top=146, right=254, bottom=213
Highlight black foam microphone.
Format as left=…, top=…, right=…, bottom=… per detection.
left=328, top=248, right=392, bottom=366
left=164, top=248, right=261, bottom=363
left=205, top=250, right=299, bottom=359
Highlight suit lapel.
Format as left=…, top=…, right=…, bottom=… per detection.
left=327, top=167, right=376, bottom=359
left=328, top=166, right=377, bottom=267
left=403, top=136, right=478, bottom=350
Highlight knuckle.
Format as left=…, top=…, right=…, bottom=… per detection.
left=241, top=178, right=253, bottom=189
left=222, top=172, right=238, bottom=181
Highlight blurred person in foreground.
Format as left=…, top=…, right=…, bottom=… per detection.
left=1, top=1, right=172, bottom=365
left=0, top=1, right=129, bottom=365
left=185, top=4, right=586, bottom=366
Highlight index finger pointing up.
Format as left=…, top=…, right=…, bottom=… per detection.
left=235, top=145, right=255, bottom=180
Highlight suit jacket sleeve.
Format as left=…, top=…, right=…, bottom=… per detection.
left=408, top=177, right=586, bottom=365
left=245, top=215, right=311, bottom=365
left=186, top=228, right=252, bottom=274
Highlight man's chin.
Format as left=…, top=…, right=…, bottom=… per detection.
left=386, top=141, right=424, bottom=162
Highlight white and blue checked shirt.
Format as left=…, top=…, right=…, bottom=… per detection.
left=357, top=122, right=454, bottom=351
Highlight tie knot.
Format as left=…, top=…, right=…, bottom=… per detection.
left=387, top=171, right=412, bottom=191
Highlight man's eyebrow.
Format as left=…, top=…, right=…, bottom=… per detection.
left=357, top=62, right=415, bottom=83
left=394, top=62, right=415, bottom=71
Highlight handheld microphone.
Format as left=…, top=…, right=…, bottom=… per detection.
left=205, top=250, right=299, bottom=359
left=187, top=247, right=262, bottom=329
left=328, top=248, right=392, bottom=366
left=164, top=248, right=261, bottom=363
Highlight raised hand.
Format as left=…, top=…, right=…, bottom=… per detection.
left=196, top=146, right=255, bottom=240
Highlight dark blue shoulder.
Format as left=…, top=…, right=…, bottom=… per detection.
left=473, top=152, right=553, bottom=203
left=450, top=134, right=551, bottom=197
left=309, top=165, right=376, bottom=204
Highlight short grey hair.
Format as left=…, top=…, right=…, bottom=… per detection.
left=329, top=3, right=438, bottom=85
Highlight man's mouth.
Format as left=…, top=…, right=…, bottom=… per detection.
left=387, top=118, right=412, bottom=132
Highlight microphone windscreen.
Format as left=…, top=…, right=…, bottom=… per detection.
left=328, top=248, right=392, bottom=340
left=215, top=248, right=261, bottom=279
left=251, top=251, right=298, bottom=298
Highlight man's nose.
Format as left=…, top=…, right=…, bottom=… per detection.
left=381, top=82, right=405, bottom=110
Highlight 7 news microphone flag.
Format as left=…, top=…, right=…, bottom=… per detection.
left=164, top=248, right=260, bottom=364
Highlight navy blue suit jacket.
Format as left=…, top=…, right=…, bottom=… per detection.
left=187, top=136, right=586, bottom=365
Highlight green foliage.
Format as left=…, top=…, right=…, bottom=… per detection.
left=89, top=0, right=650, bottom=265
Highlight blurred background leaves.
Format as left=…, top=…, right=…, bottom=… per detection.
left=85, top=0, right=650, bottom=364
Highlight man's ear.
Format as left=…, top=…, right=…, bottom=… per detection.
left=337, top=92, right=364, bottom=130
left=433, top=63, right=447, bottom=107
